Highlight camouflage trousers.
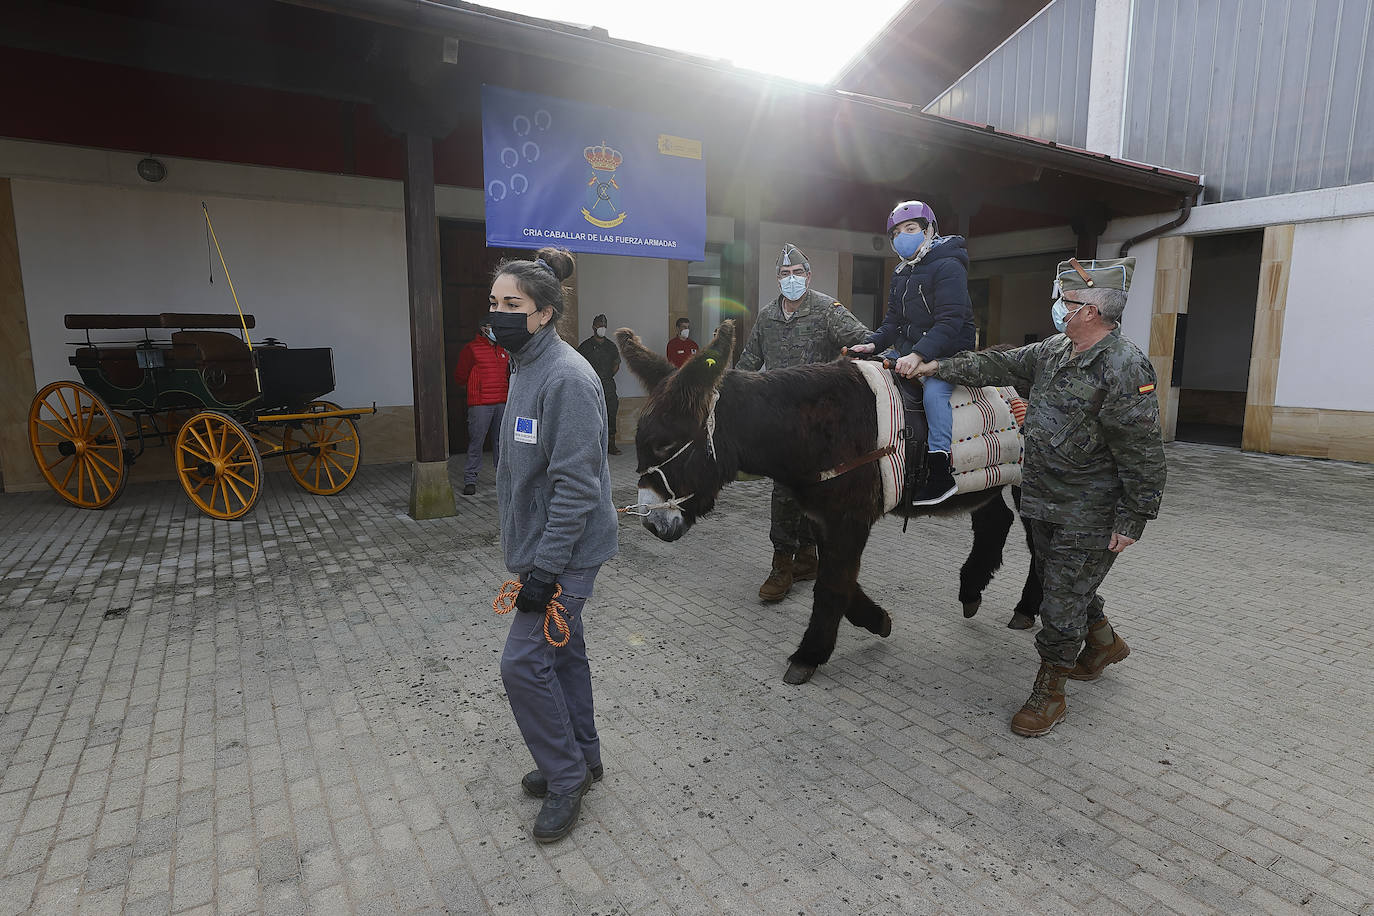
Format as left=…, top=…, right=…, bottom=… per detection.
left=769, top=482, right=816, bottom=553
left=1026, top=519, right=1119, bottom=667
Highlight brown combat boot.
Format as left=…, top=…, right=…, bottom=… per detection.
left=1068, top=617, right=1130, bottom=681
left=758, top=550, right=794, bottom=602
left=1010, top=661, right=1072, bottom=736
left=791, top=545, right=818, bottom=581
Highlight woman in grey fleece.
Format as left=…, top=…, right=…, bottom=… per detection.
left=487, top=247, right=618, bottom=845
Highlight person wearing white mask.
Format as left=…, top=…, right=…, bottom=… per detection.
left=576, top=313, right=622, bottom=454
left=665, top=317, right=699, bottom=368
left=736, top=243, right=871, bottom=602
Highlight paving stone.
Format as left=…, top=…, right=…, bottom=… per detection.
left=0, top=447, right=1371, bottom=914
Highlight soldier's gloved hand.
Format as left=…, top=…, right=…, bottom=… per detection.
left=514, top=569, right=558, bottom=613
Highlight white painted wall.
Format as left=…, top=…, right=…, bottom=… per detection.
left=574, top=254, right=668, bottom=398
left=1275, top=217, right=1374, bottom=411
left=1084, top=0, right=1132, bottom=157
left=12, top=179, right=411, bottom=408
left=1115, top=237, right=1157, bottom=352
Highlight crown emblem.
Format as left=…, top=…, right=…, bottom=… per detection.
left=584, top=141, right=623, bottom=172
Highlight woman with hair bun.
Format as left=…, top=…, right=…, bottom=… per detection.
left=487, top=247, right=618, bottom=844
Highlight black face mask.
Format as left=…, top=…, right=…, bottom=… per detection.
left=488, top=310, right=538, bottom=353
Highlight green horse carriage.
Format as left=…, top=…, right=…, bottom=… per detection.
left=28, top=312, right=374, bottom=519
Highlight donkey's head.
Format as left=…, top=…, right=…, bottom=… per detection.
left=615, top=321, right=735, bottom=542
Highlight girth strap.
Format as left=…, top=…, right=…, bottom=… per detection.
left=817, top=444, right=897, bottom=482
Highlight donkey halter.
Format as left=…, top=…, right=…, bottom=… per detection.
left=619, top=392, right=719, bottom=517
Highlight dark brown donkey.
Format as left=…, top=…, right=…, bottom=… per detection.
left=617, top=320, right=1040, bottom=685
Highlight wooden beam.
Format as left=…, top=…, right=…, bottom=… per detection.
left=1242, top=225, right=1295, bottom=454
left=0, top=179, right=40, bottom=492
left=402, top=132, right=456, bottom=518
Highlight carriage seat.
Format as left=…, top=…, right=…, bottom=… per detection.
left=170, top=331, right=259, bottom=405
left=71, top=346, right=144, bottom=389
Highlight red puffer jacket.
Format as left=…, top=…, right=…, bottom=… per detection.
left=454, top=334, right=510, bottom=406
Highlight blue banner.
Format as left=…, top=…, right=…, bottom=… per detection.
left=481, top=85, right=705, bottom=261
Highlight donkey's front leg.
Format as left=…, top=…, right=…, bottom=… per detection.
left=784, top=519, right=867, bottom=685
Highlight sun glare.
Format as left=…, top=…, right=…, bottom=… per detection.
left=472, top=0, right=908, bottom=84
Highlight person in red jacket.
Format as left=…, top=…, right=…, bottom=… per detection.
left=454, top=322, right=511, bottom=495
left=665, top=317, right=699, bottom=368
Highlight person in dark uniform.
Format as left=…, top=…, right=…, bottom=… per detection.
left=577, top=314, right=622, bottom=454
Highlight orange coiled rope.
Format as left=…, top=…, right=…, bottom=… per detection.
left=493, top=580, right=571, bottom=647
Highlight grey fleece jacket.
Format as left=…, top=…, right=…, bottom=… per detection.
left=496, top=323, right=619, bottom=577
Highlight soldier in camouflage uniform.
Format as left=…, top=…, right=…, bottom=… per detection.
left=912, top=258, right=1166, bottom=736
left=737, top=244, right=871, bottom=601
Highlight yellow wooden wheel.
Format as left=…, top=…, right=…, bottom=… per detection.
left=282, top=400, right=362, bottom=495
left=28, top=381, right=129, bottom=509
left=175, top=411, right=263, bottom=519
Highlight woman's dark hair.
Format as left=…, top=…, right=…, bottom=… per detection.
left=493, top=247, right=576, bottom=322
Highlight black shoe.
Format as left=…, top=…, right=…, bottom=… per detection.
left=910, top=451, right=957, bottom=506
left=531, top=767, right=593, bottom=844
left=522, top=763, right=603, bottom=798
left=461, top=483, right=477, bottom=496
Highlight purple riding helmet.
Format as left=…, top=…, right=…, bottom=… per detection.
left=886, top=200, right=936, bottom=236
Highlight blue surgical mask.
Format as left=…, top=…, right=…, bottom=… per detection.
left=1051, top=298, right=1086, bottom=333
left=779, top=274, right=807, bottom=301
left=893, top=231, right=925, bottom=259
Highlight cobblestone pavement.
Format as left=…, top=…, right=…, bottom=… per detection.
left=1, top=442, right=1372, bottom=915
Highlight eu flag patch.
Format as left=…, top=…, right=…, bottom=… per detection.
left=514, top=416, right=538, bottom=443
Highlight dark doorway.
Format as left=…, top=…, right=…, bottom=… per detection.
left=1175, top=232, right=1263, bottom=447
left=439, top=221, right=525, bottom=454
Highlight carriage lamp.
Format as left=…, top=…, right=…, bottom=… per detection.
left=136, top=158, right=167, bottom=182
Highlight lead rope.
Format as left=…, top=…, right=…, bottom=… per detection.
left=493, top=581, right=571, bottom=647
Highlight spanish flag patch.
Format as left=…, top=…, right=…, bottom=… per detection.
left=1138, top=383, right=1156, bottom=394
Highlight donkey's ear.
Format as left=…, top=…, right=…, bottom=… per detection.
left=615, top=327, right=675, bottom=389
left=705, top=319, right=736, bottom=368
left=662, top=320, right=732, bottom=423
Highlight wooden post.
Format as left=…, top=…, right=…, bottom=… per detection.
left=0, top=179, right=40, bottom=492
left=723, top=185, right=761, bottom=362
left=403, top=132, right=456, bottom=519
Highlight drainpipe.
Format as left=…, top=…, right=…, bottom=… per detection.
left=1118, top=190, right=1199, bottom=257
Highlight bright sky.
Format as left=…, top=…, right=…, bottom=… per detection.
left=475, top=0, right=910, bottom=84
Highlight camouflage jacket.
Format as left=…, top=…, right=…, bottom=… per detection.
left=736, top=288, right=870, bottom=371
left=935, top=330, right=1166, bottom=538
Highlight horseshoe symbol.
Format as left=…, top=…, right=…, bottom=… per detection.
left=534, top=109, right=552, bottom=131
left=510, top=174, right=529, bottom=195
left=513, top=115, right=531, bottom=137
left=500, top=147, right=519, bottom=169
left=488, top=180, right=508, bottom=202
left=522, top=142, right=540, bottom=162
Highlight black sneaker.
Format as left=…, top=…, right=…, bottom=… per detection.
left=532, top=767, right=593, bottom=844
left=461, top=483, right=476, bottom=496
left=522, top=763, right=603, bottom=798
left=910, top=451, right=957, bottom=506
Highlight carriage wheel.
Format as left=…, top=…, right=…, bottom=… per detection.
left=175, top=411, right=263, bottom=520
left=28, top=381, right=129, bottom=509
left=282, top=400, right=362, bottom=496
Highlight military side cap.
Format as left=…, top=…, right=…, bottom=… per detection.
left=776, top=244, right=810, bottom=272
left=1054, top=257, right=1134, bottom=296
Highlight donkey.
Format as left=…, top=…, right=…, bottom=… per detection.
left=617, top=320, right=1041, bottom=685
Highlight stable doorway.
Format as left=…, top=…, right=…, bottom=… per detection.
left=1175, top=232, right=1263, bottom=447
left=439, top=220, right=525, bottom=454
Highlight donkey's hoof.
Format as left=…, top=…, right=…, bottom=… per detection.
left=877, top=613, right=892, bottom=638
left=962, top=599, right=981, bottom=618
left=783, top=662, right=816, bottom=685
